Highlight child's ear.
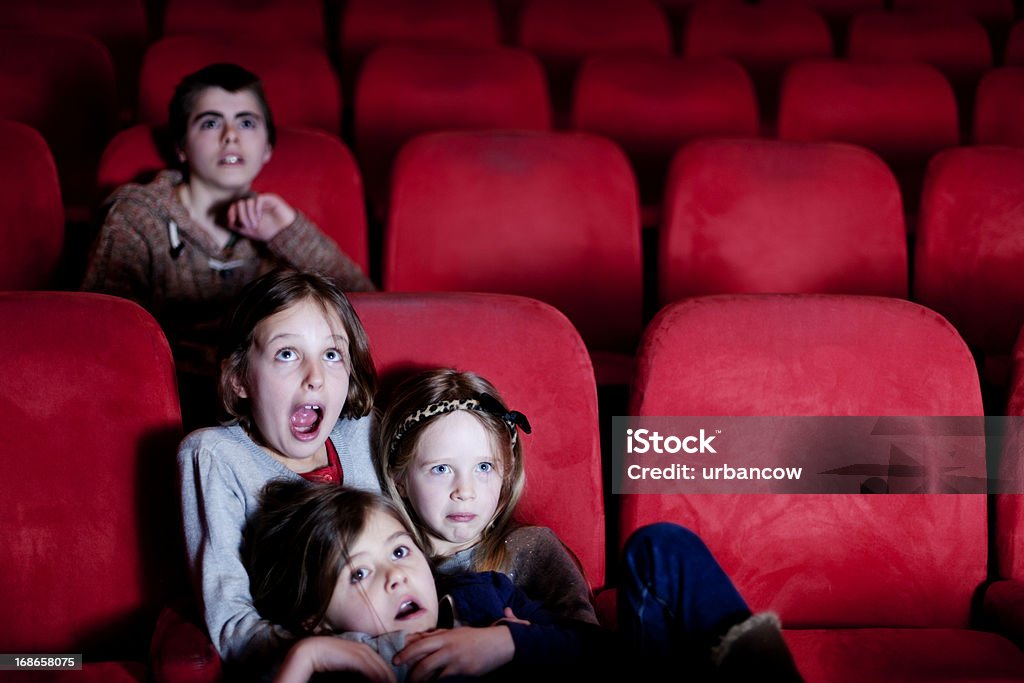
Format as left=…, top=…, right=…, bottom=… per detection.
left=261, top=143, right=272, bottom=165
left=393, top=473, right=407, bottom=497
left=223, top=360, right=248, bottom=399
left=176, top=146, right=187, bottom=164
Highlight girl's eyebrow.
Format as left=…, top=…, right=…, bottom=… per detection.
left=346, top=530, right=413, bottom=562
left=262, top=332, right=349, bottom=346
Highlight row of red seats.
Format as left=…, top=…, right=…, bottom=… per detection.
left=6, top=118, right=1024, bottom=392
left=4, top=289, right=1024, bottom=681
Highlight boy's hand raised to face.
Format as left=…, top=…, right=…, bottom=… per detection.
left=274, top=636, right=397, bottom=683
left=227, top=192, right=296, bottom=242
left=396, top=625, right=515, bottom=682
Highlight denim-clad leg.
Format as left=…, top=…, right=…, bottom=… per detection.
left=618, top=522, right=751, bottom=668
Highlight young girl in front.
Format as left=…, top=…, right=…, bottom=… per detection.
left=247, top=481, right=606, bottom=683
left=378, top=368, right=804, bottom=680
left=177, top=268, right=380, bottom=678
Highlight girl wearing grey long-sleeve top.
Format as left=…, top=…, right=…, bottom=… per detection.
left=177, top=269, right=380, bottom=678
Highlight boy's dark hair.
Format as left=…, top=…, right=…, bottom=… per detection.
left=168, top=63, right=277, bottom=152
left=218, top=268, right=377, bottom=424
left=247, top=481, right=418, bottom=635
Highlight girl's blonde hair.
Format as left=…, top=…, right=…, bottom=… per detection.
left=377, top=368, right=526, bottom=573
left=218, top=268, right=376, bottom=426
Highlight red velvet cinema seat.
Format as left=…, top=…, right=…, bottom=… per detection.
left=95, top=125, right=370, bottom=276
left=994, top=333, right=1024, bottom=648
left=777, top=59, right=958, bottom=218
left=913, top=146, right=1024, bottom=388
left=760, top=0, right=884, bottom=24
left=0, top=121, right=64, bottom=290
left=339, top=0, right=500, bottom=98
left=353, top=43, right=551, bottom=223
left=0, top=29, right=115, bottom=221
left=659, top=138, right=907, bottom=307
left=846, top=10, right=992, bottom=105
left=0, top=292, right=185, bottom=681
left=681, top=0, right=833, bottom=123
left=138, top=36, right=342, bottom=136
left=162, top=0, right=324, bottom=45
left=620, top=293, right=1024, bottom=682
left=350, top=291, right=606, bottom=594
left=515, top=0, right=671, bottom=118
left=383, top=130, right=643, bottom=386
left=973, top=67, right=1024, bottom=146
left=891, top=0, right=1014, bottom=28
left=0, top=0, right=147, bottom=123
left=571, top=54, right=759, bottom=226
left=1006, top=21, right=1024, bottom=65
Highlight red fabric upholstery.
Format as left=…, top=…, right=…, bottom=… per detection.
left=150, top=606, right=222, bottom=683
left=0, top=292, right=183, bottom=663
left=354, top=44, right=550, bottom=220
left=0, top=29, right=115, bottom=214
left=571, top=55, right=759, bottom=210
left=778, top=59, right=958, bottom=213
left=622, top=295, right=985, bottom=629
left=0, top=121, right=64, bottom=290
left=914, top=146, right=1024, bottom=363
left=760, top=0, right=884, bottom=23
left=847, top=11, right=992, bottom=89
left=138, top=36, right=342, bottom=135
left=784, top=628, right=1024, bottom=682
left=339, top=0, right=500, bottom=85
left=891, top=0, right=1014, bottom=25
left=985, top=580, right=1024, bottom=648
left=383, top=131, right=643, bottom=385
left=997, top=336, right=1024, bottom=581
left=516, top=0, right=671, bottom=110
left=0, top=0, right=147, bottom=121
left=682, top=0, right=832, bottom=103
left=660, top=139, right=907, bottom=305
left=96, top=125, right=369, bottom=274
left=973, top=67, right=1024, bottom=146
left=350, top=292, right=605, bottom=589
left=1006, top=22, right=1024, bottom=65
left=163, top=0, right=324, bottom=45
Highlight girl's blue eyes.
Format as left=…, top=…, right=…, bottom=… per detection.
left=429, top=462, right=494, bottom=475
left=272, top=348, right=345, bottom=362
left=348, top=546, right=412, bottom=583
left=196, top=117, right=258, bottom=130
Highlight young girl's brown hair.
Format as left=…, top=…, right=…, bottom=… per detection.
left=377, top=368, right=526, bottom=572
left=247, top=480, right=418, bottom=635
left=218, top=268, right=376, bottom=427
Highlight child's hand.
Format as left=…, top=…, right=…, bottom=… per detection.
left=226, top=193, right=297, bottom=242
left=395, top=626, right=515, bottom=682
left=274, top=636, right=397, bottom=683
left=493, top=606, right=531, bottom=627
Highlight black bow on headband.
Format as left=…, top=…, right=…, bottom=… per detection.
left=477, top=393, right=532, bottom=435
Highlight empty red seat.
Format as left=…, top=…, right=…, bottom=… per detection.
left=847, top=11, right=992, bottom=92
left=622, top=293, right=1024, bottom=681
left=384, top=131, right=642, bottom=385
left=0, top=291, right=183, bottom=676
left=762, top=0, right=884, bottom=23
left=138, top=36, right=342, bottom=135
left=163, top=0, right=324, bottom=45
left=0, top=29, right=115, bottom=219
left=97, top=125, right=370, bottom=275
left=340, top=0, right=501, bottom=87
left=914, top=146, right=1024, bottom=386
left=660, top=139, right=907, bottom=306
left=516, top=0, right=671, bottom=115
left=351, top=291, right=605, bottom=589
left=973, top=67, right=1024, bottom=145
left=0, top=121, right=64, bottom=290
left=682, top=0, right=832, bottom=117
left=778, top=59, right=958, bottom=214
left=0, top=0, right=147, bottom=122
left=354, top=44, right=551, bottom=222
left=892, top=0, right=1014, bottom=26
left=571, top=55, right=759, bottom=219
left=1006, top=21, right=1024, bottom=65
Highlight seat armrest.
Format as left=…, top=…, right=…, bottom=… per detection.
left=151, top=605, right=222, bottom=683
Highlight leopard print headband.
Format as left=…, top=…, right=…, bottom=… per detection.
left=390, top=393, right=531, bottom=455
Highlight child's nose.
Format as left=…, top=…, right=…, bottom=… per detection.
left=386, top=566, right=407, bottom=591
left=451, top=473, right=475, bottom=501
left=303, top=358, right=324, bottom=390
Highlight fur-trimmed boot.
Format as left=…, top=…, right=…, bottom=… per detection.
left=712, top=612, right=804, bottom=682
